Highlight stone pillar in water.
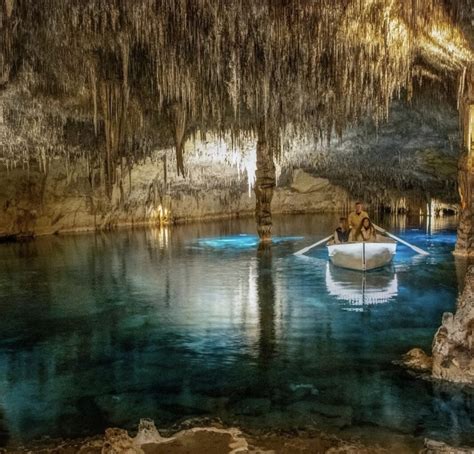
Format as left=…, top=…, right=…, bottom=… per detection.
left=254, top=122, right=277, bottom=242
left=455, top=66, right=474, bottom=257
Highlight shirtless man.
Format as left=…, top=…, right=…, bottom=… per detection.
left=348, top=202, right=369, bottom=230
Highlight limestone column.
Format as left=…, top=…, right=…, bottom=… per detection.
left=254, top=122, right=277, bottom=242
left=455, top=66, right=474, bottom=257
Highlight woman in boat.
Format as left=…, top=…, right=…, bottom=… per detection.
left=334, top=217, right=350, bottom=243
left=350, top=217, right=377, bottom=242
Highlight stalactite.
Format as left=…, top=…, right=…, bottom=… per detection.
left=163, top=154, right=167, bottom=184
left=0, top=0, right=472, bottom=202
left=89, top=65, right=98, bottom=136
left=97, top=44, right=131, bottom=198
left=6, top=0, right=473, bottom=141
left=4, top=0, right=13, bottom=16
left=169, top=102, right=187, bottom=176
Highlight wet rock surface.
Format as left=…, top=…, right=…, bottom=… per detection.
left=403, top=266, right=474, bottom=386
left=4, top=422, right=472, bottom=454
left=0, top=163, right=349, bottom=239
left=0, top=82, right=462, bottom=239
left=401, top=348, right=433, bottom=373
left=421, top=439, right=474, bottom=454
left=431, top=266, right=474, bottom=385
left=0, top=419, right=412, bottom=453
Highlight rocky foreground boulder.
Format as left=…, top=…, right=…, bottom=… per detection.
left=403, top=265, right=474, bottom=385
left=431, top=266, right=474, bottom=384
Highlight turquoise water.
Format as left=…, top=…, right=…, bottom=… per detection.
left=0, top=214, right=472, bottom=448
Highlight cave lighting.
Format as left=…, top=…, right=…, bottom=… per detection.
left=187, top=134, right=257, bottom=197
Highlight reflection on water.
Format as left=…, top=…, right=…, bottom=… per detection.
left=194, top=234, right=304, bottom=250
left=379, top=214, right=458, bottom=236
left=0, top=409, right=9, bottom=447
left=0, top=214, right=472, bottom=448
left=325, top=264, right=398, bottom=308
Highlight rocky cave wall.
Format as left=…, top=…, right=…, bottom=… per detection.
left=0, top=0, right=471, bottom=240
left=0, top=162, right=349, bottom=238
left=432, top=264, right=474, bottom=384
left=0, top=83, right=462, bottom=238
left=292, top=95, right=461, bottom=207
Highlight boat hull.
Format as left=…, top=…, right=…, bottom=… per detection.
left=327, top=241, right=396, bottom=271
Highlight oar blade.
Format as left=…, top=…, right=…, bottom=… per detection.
left=294, top=235, right=333, bottom=256
left=373, top=223, right=429, bottom=256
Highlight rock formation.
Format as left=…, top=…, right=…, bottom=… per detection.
left=0, top=418, right=408, bottom=453
left=403, top=265, right=474, bottom=385
left=4, top=418, right=473, bottom=453
left=401, top=348, right=433, bottom=374
left=0, top=91, right=465, bottom=240
left=0, top=0, right=472, bottom=240
left=421, top=439, right=474, bottom=454
left=0, top=159, right=351, bottom=239
left=431, top=267, right=474, bottom=384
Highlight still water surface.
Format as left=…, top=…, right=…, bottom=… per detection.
left=0, top=214, right=472, bottom=447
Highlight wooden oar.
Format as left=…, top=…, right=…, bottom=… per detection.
left=294, top=235, right=333, bottom=256
left=373, top=223, right=429, bottom=255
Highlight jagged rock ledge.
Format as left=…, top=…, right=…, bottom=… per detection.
left=1, top=419, right=473, bottom=454
left=0, top=165, right=352, bottom=240
left=420, top=439, right=474, bottom=454
left=0, top=159, right=452, bottom=241
left=401, top=266, right=474, bottom=386
left=0, top=419, right=381, bottom=454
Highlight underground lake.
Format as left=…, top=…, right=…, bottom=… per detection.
left=0, top=214, right=472, bottom=450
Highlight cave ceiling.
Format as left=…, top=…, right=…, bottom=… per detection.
left=0, top=0, right=473, bottom=198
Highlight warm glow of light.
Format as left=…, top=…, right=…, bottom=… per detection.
left=146, top=204, right=170, bottom=225
left=418, top=20, right=473, bottom=72
left=186, top=133, right=257, bottom=197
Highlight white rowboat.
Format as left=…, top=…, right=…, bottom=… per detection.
left=327, top=241, right=396, bottom=271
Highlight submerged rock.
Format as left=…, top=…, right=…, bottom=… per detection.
left=431, top=267, right=474, bottom=385
left=288, top=383, right=320, bottom=399
left=233, top=398, right=272, bottom=416
left=286, top=401, right=353, bottom=429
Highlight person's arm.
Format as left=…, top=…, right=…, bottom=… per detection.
left=334, top=230, right=340, bottom=244
left=348, top=213, right=354, bottom=229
